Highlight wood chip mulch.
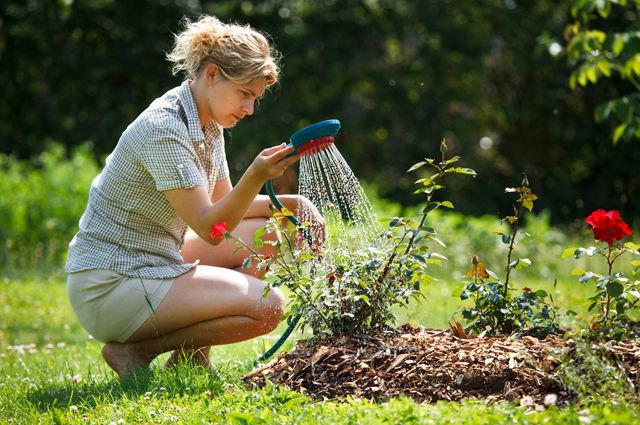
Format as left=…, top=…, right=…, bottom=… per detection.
left=243, top=324, right=640, bottom=406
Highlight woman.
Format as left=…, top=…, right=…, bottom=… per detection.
left=65, top=15, right=323, bottom=379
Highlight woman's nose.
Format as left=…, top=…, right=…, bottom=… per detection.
left=242, top=100, right=254, bottom=116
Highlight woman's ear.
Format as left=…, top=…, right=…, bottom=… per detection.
left=205, top=64, right=219, bottom=84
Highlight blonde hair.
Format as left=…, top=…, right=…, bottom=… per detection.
left=167, top=15, right=281, bottom=86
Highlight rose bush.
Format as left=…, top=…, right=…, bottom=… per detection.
left=563, top=209, right=640, bottom=339
left=214, top=140, right=476, bottom=337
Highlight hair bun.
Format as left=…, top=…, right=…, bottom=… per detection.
left=167, top=15, right=280, bottom=85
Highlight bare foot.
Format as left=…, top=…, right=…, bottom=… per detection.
left=165, top=347, right=212, bottom=369
left=102, top=342, right=153, bottom=379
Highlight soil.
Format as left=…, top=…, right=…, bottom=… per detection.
left=243, top=324, right=640, bottom=407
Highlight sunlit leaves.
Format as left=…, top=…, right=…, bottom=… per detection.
left=505, top=186, right=538, bottom=212
left=567, top=0, right=640, bottom=144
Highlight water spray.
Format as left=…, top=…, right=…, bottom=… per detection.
left=264, top=119, right=341, bottom=239
left=258, top=119, right=341, bottom=364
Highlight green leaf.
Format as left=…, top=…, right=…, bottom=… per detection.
left=625, top=242, right=640, bottom=251
left=486, top=269, right=500, bottom=280
left=578, top=69, right=588, bottom=86
left=561, top=247, right=578, bottom=260
left=595, top=0, right=611, bottom=18
left=594, top=101, right=612, bottom=123
left=452, top=167, right=477, bottom=176
left=579, top=272, right=596, bottom=283
left=389, top=217, right=403, bottom=228
left=613, top=122, right=627, bottom=144
left=253, top=227, right=266, bottom=240
left=241, top=256, right=253, bottom=269
left=439, top=201, right=454, bottom=208
left=612, top=34, right=625, bottom=55
left=534, top=289, right=548, bottom=298
left=614, top=97, right=632, bottom=122
left=571, top=268, right=586, bottom=276
left=429, top=236, right=447, bottom=247
left=596, top=60, right=611, bottom=77
left=407, top=161, right=427, bottom=172
left=607, top=281, right=624, bottom=297
left=443, top=155, right=461, bottom=165
left=585, top=65, right=598, bottom=83
left=451, top=286, right=464, bottom=298
left=422, top=203, right=438, bottom=215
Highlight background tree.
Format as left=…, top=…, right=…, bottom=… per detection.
left=566, top=0, right=640, bottom=144
left=1, top=0, right=638, bottom=224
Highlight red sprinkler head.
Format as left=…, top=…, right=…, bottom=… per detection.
left=289, top=119, right=341, bottom=156
left=296, top=136, right=335, bottom=156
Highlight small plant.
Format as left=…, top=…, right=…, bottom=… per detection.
left=562, top=209, right=640, bottom=339
left=456, top=175, right=558, bottom=337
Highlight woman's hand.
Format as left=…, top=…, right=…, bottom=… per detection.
left=248, top=143, right=299, bottom=182
left=295, top=195, right=326, bottom=249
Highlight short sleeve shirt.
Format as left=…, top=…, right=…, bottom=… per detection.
left=65, top=80, right=229, bottom=279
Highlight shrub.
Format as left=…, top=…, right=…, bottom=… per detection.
left=0, top=143, right=99, bottom=276
left=455, top=176, right=559, bottom=337
left=218, top=140, right=475, bottom=336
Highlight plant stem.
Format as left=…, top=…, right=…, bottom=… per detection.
left=404, top=213, right=427, bottom=256
left=503, top=206, right=522, bottom=299
left=295, top=284, right=333, bottom=330
left=603, top=244, right=614, bottom=325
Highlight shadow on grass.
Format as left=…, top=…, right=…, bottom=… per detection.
left=26, top=364, right=227, bottom=412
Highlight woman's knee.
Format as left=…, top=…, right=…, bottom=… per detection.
left=257, top=287, right=285, bottom=332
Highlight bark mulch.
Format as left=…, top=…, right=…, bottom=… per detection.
left=243, top=324, right=640, bottom=406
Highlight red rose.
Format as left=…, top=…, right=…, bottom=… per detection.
left=585, top=209, right=632, bottom=246
left=210, top=221, right=228, bottom=239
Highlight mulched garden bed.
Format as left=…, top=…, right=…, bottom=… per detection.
left=243, top=324, right=640, bottom=406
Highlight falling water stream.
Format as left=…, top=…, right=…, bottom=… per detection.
left=296, top=143, right=385, bottom=257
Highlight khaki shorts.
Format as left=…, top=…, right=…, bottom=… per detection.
left=66, top=269, right=174, bottom=343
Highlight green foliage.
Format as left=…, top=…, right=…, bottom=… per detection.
left=0, top=143, right=99, bottom=276
left=226, top=140, right=474, bottom=336
left=567, top=0, right=640, bottom=143
left=553, top=338, right=638, bottom=405
left=456, top=178, right=559, bottom=337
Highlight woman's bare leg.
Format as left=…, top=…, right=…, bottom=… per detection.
left=101, top=218, right=283, bottom=378
left=155, top=217, right=278, bottom=368
left=180, top=217, right=279, bottom=278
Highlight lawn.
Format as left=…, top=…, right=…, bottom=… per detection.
left=1, top=274, right=638, bottom=424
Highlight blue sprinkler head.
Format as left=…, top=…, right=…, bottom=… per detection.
left=289, top=119, right=341, bottom=156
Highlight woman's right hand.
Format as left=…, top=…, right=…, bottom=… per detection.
left=248, top=143, right=299, bottom=182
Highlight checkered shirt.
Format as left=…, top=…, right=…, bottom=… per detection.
left=65, top=80, right=229, bottom=278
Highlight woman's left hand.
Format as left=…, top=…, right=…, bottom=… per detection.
left=294, top=195, right=325, bottom=250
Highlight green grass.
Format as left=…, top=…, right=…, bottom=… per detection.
left=1, top=276, right=638, bottom=424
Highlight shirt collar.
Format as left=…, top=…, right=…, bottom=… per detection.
left=178, top=80, right=206, bottom=144
left=178, top=80, right=223, bottom=145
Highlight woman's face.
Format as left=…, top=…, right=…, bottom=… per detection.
left=205, top=66, right=267, bottom=129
